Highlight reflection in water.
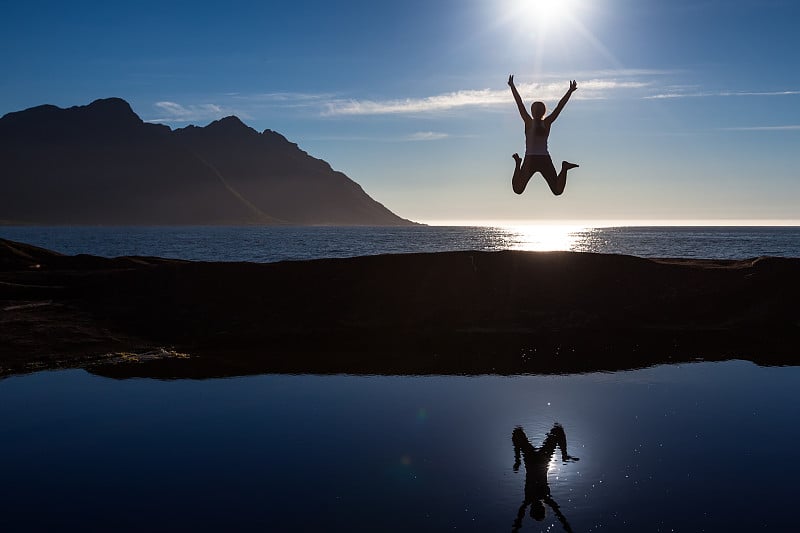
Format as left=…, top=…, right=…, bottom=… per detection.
left=512, top=423, right=580, bottom=532
left=504, top=225, right=590, bottom=252
left=3, top=364, right=799, bottom=531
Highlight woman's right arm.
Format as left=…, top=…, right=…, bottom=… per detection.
left=508, top=75, right=531, bottom=123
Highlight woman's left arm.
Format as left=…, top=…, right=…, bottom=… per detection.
left=546, top=80, right=577, bottom=124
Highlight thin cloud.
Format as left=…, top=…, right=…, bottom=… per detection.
left=298, top=132, right=454, bottom=143
left=147, top=101, right=249, bottom=123
left=645, top=89, right=800, bottom=99
left=144, top=74, right=655, bottom=122
left=404, top=131, right=449, bottom=141
left=232, top=92, right=334, bottom=102
left=572, top=68, right=681, bottom=78
left=721, top=125, right=800, bottom=131
left=229, top=92, right=337, bottom=110
left=325, top=89, right=506, bottom=116
left=323, top=79, right=649, bottom=116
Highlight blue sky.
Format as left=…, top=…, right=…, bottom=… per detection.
left=2, top=0, right=799, bottom=224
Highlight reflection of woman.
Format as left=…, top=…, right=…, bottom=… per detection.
left=512, top=423, right=579, bottom=533
left=508, top=75, right=579, bottom=195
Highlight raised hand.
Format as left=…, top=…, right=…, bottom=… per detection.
left=569, top=80, right=577, bottom=93
left=508, top=74, right=515, bottom=87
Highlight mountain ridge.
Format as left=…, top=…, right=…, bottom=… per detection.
left=0, top=98, right=417, bottom=226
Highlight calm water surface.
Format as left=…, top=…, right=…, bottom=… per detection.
left=3, top=225, right=800, bottom=261
left=2, top=361, right=798, bottom=531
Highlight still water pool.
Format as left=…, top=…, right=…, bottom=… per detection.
left=1, top=361, right=798, bottom=532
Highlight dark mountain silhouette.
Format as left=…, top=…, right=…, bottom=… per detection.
left=0, top=98, right=416, bottom=225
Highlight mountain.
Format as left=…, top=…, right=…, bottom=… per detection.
left=0, top=98, right=417, bottom=225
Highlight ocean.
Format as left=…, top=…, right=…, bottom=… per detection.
left=2, top=225, right=800, bottom=262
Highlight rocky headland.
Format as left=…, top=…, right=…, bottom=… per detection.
left=0, top=98, right=415, bottom=226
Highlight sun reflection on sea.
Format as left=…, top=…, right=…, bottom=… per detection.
left=502, top=224, right=592, bottom=252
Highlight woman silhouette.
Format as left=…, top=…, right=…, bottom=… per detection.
left=512, top=423, right=579, bottom=533
left=508, top=75, right=579, bottom=195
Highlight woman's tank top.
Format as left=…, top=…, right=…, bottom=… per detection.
left=525, top=119, right=549, bottom=156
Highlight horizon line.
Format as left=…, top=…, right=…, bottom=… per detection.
left=421, top=219, right=800, bottom=228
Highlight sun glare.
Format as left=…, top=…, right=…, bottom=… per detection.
left=495, top=0, right=624, bottom=76
left=536, top=0, right=573, bottom=25
left=506, top=224, right=587, bottom=252
left=515, top=0, right=575, bottom=27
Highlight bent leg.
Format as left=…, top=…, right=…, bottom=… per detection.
left=512, top=154, right=535, bottom=195
left=541, top=158, right=579, bottom=196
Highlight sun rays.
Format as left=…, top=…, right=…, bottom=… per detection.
left=494, top=0, right=624, bottom=79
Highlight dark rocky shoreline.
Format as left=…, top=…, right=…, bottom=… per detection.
left=1, top=237, right=798, bottom=378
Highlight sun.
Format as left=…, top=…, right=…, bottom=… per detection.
left=497, top=0, right=617, bottom=77
left=535, top=0, right=573, bottom=25
left=512, top=0, right=575, bottom=27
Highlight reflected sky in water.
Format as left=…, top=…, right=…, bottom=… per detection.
left=1, top=361, right=798, bottom=531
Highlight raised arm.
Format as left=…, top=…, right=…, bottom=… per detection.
left=545, top=80, right=577, bottom=125
left=543, top=496, right=575, bottom=533
left=508, top=75, right=531, bottom=123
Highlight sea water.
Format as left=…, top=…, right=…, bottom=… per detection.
left=1, top=361, right=798, bottom=531
left=2, top=225, right=800, bottom=261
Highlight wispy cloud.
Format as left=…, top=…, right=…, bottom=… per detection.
left=645, top=89, right=800, bottom=99
left=145, top=71, right=658, bottom=123
left=299, top=131, right=455, bottom=143
left=324, top=89, right=506, bottom=116
left=230, top=92, right=335, bottom=107
left=323, top=79, right=649, bottom=116
left=720, top=125, right=800, bottom=131
left=571, top=68, right=681, bottom=78
left=404, top=131, right=449, bottom=141
left=146, top=101, right=249, bottom=124
left=146, top=74, right=799, bottom=125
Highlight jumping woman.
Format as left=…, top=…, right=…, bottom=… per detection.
left=508, top=75, right=579, bottom=195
